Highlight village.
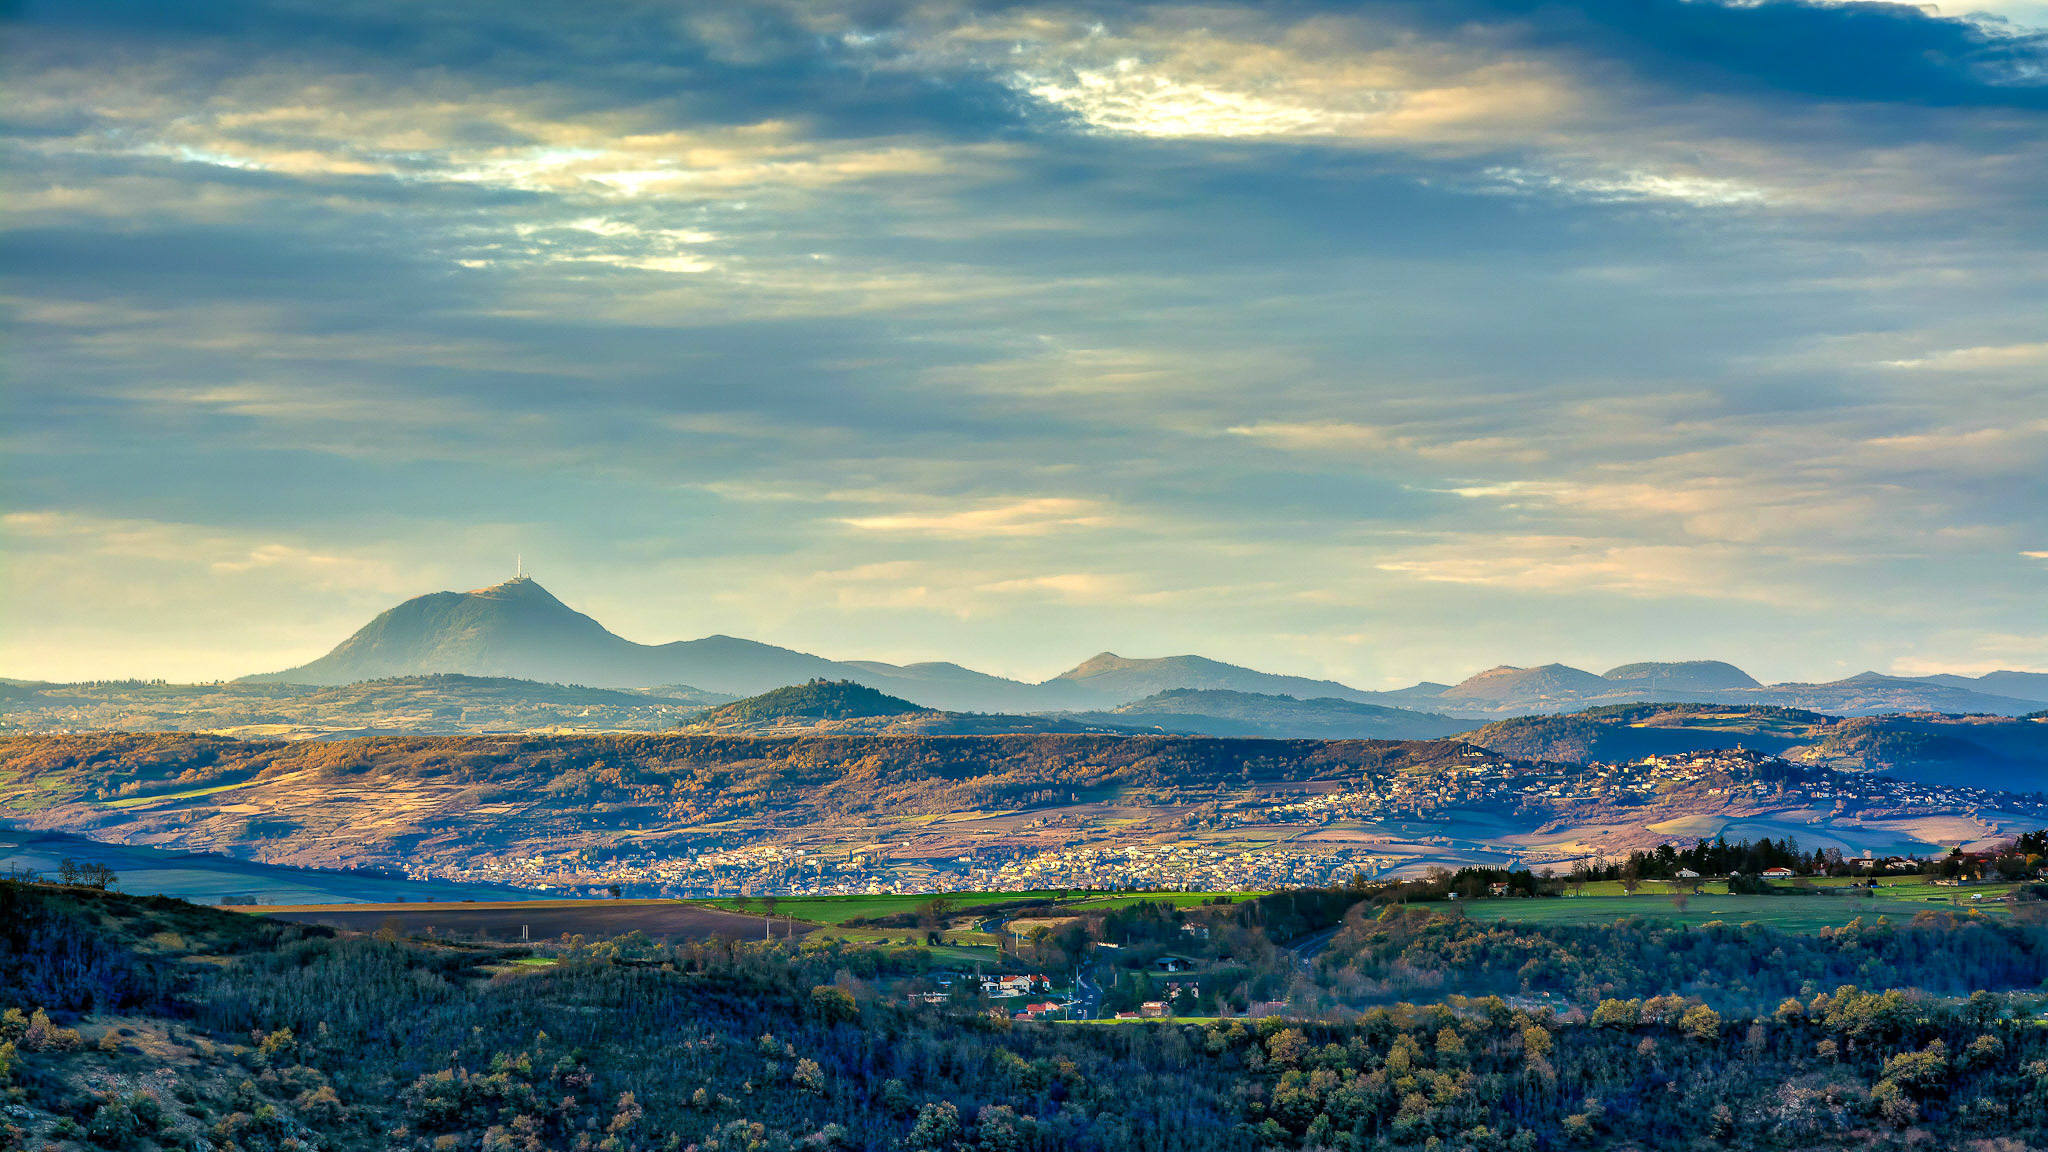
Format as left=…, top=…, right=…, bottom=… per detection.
left=396, top=749, right=2047, bottom=898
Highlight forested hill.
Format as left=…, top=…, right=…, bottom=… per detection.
left=9, top=879, right=2048, bottom=1150
left=677, top=680, right=1148, bottom=735
left=695, top=680, right=926, bottom=724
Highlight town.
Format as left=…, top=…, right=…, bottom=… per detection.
left=399, top=750, right=2048, bottom=898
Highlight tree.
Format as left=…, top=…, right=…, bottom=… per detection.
left=809, top=986, right=858, bottom=1024
left=56, top=858, right=116, bottom=890
left=905, top=1101, right=962, bottom=1152
left=1680, top=1004, right=1722, bottom=1042
left=915, top=897, right=956, bottom=928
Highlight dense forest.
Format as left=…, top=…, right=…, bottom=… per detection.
left=8, top=881, right=2048, bottom=1151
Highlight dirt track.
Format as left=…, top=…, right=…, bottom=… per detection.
left=245, top=899, right=813, bottom=943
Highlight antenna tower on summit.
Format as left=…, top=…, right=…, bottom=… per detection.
left=516, top=554, right=523, bottom=578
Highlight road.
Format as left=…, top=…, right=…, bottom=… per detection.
left=1074, top=970, right=1104, bottom=1018
left=1285, top=926, right=1341, bottom=964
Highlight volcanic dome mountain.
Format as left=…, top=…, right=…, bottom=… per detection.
left=244, top=577, right=2048, bottom=717
left=246, top=577, right=1043, bottom=707
left=244, top=577, right=1446, bottom=711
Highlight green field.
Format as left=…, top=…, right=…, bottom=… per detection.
left=1566, top=875, right=1948, bottom=898
left=101, top=780, right=254, bottom=809
left=1462, top=887, right=2015, bottom=932
left=800, top=925, right=1008, bottom=966
left=697, top=890, right=1264, bottom=926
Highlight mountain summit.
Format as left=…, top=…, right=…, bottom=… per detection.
left=245, top=580, right=2047, bottom=718
left=247, top=577, right=637, bottom=686
left=246, top=578, right=843, bottom=693
left=1049, top=652, right=1383, bottom=704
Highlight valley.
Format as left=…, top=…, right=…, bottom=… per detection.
left=5, top=728, right=2041, bottom=905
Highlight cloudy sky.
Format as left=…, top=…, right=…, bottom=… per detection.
left=4, top=0, right=2045, bottom=688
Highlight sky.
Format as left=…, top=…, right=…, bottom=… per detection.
left=3, top=0, right=2045, bottom=688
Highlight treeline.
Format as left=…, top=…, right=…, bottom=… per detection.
left=1313, top=903, right=2048, bottom=1013
left=10, top=882, right=2048, bottom=1150
left=1577, top=836, right=1840, bottom=882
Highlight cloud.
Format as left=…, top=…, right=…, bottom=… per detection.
left=995, top=16, right=1579, bottom=147
left=3, top=0, right=2045, bottom=685
left=1371, top=534, right=1802, bottom=603
left=976, top=572, right=1134, bottom=602
left=1882, top=342, right=2048, bottom=370
left=1229, top=420, right=1548, bottom=462
left=837, top=498, right=1114, bottom=538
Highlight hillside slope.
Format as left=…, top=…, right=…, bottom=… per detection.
left=1070, top=688, right=1466, bottom=740
left=0, top=731, right=1483, bottom=874
left=1047, top=652, right=1387, bottom=704
left=0, top=673, right=724, bottom=736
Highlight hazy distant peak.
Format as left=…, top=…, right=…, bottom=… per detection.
left=1058, top=652, right=1152, bottom=679
left=1441, top=663, right=1608, bottom=701
left=1602, top=660, right=1761, bottom=690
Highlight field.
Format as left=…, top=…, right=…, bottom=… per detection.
left=1462, top=883, right=2018, bottom=932
left=695, top=890, right=1264, bottom=926
left=0, top=828, right=544, bottom=906
left=243, top=898, right=801, bottom=943
left=100, top=780, right=257, bottom=809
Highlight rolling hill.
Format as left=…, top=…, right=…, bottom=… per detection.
left=1065, top=688, right=1466, bottom=740
left=0, top=673, right=726, bottom=737
left=1460, top=703, right=2048, bottom=790
left=1046, top=652, right=1389, bottom=705
left=1916, top=670, right=2048, bottom=703
left=682, top=680, right=1146, bottom=736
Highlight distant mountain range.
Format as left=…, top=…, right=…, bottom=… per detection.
left=1390, top=663, right=2047, bottom=718
left=680, top=680, right=1150, bottom=736
left=678, top=681, right=1470, bottom=741
left=1062, top=688, right=1467, bottom=741
left=1460, top=702, right=2048, bottom=793
left=239, top=577, right=2048, bottom=718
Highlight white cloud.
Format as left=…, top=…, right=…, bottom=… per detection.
left=1373, top=535, right=1800, bottom=603
left=980, top=14, right=1581, bottom=148
left=1881, top=342, right=2048, bottom=370
left=1479, top=163, right=1771, bottom=207
left=837, top=498, right=1114, bottom=538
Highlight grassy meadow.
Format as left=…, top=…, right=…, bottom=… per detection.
left=694, top=889, right=1264, bottom=926
left=1462, top=874, right=2019, bottom=931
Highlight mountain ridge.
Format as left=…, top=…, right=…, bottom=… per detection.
left=239, top=578, right=2047, bottom=717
